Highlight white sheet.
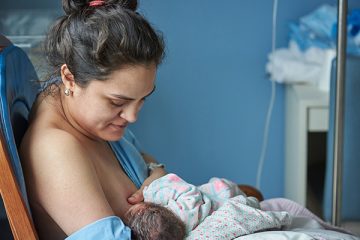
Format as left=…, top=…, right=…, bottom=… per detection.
left=234, top=229, right=359, bottom=240
left=234, top=216, right=360, bottom=240
left=234, top=230, right=314, bottom=240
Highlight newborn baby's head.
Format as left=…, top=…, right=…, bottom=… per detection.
left=125, top=202, right=186, bottom=240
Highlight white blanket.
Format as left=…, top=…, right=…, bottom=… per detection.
left=186, top=195, right=291, bottom=239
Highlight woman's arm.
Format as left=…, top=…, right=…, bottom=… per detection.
left=238, top=185, right=264, bottom=201
left=127, top=153, right=167, bottom=204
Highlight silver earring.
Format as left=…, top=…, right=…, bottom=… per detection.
left=64, top=88, right=71, bottom=96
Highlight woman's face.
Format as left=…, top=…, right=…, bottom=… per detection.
left=65, top=64, right=157, bottom=141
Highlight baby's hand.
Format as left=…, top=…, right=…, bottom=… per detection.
left=127, top=167, right=166, bottom=204
left=127, top=189, right=144, bottom=204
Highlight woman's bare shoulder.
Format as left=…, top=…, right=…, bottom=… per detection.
left=21, top=122, right=84, bottom=165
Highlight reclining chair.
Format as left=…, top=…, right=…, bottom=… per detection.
left=0, top=41, right=39, bottom=239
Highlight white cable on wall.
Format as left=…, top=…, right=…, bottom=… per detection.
left=256, top=0, right=278, bottom=190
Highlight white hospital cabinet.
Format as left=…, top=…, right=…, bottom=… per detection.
left=285, top=84, right=329, bottom=215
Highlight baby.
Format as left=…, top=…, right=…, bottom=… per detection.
left=125, top=174, right=350, bottom=240
left=142, top=173, right=246, bottom=232
left=125, top=174, right=296, bottom=240
left=123, top=173, right=248, bottom=238
left=124, top=202, right=186, bottom=240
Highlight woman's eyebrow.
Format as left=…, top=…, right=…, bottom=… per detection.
left=110, top=85, right=156, bottom=100
left=109, top=94, right=135, bottom=101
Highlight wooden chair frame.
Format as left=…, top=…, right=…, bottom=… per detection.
left=0, top=134, right=38, bottom=240
left=0, top=44, right=38, bottom=239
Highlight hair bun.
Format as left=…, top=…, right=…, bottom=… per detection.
left=62, top=0, right=88, bottom=15
left=62, top=0, right=138, bottom=15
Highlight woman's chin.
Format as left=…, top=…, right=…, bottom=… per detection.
left=94, top=124, right=126, bottom=141
left=101, top=129, right=125, bottom=141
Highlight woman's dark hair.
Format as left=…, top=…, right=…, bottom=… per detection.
left=44, top=0, right=165, bottom=88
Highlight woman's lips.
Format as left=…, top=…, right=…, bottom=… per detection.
left=110, top=123, right=127, bottom=130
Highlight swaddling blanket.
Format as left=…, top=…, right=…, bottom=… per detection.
left=143, top=173, right=291, bottom=237
left=143, top=173, right=244, bottom=232
left=186, top=196, right=291, bottom=240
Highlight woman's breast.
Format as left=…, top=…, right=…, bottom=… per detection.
left=92, top=151, right=139, bottom=218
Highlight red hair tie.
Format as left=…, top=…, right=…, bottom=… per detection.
left=89, top=0, right=105, bottom=7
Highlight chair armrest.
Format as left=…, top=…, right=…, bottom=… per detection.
left=238, top=184, right=264, bottom=201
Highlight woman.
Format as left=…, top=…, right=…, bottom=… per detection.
left=20, top=0, right=166, bottom=239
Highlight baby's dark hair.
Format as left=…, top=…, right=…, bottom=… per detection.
left=44, top=0, right=165, bottom=88
left=125, top=202, right=186, bottom=240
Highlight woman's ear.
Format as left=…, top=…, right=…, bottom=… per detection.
left=60, top=64, right=75, bottom=91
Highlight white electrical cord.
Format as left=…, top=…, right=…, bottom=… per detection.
left=256, top=0, right=278, bottom=190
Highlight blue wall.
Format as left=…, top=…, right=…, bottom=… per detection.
left=133, top=0, right=283, bottom=198
left=132, top=0, right=360, bottom=199
left=3, top=0, right=360, bottom=199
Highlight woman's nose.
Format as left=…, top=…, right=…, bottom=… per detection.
left=119, top=104, right=138, bottom=123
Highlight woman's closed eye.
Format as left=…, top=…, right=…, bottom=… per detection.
left=110, top=97, right=147, bottom=108
left=110, top=100, right=127, bottom=107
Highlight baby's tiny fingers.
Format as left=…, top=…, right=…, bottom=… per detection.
left=127, top=191, right=144, bottom=204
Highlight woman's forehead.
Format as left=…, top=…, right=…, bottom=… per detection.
left=88, top=65, right=156, bottom=95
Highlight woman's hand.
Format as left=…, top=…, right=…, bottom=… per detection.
left=127, top=166, right=167, bottom=205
